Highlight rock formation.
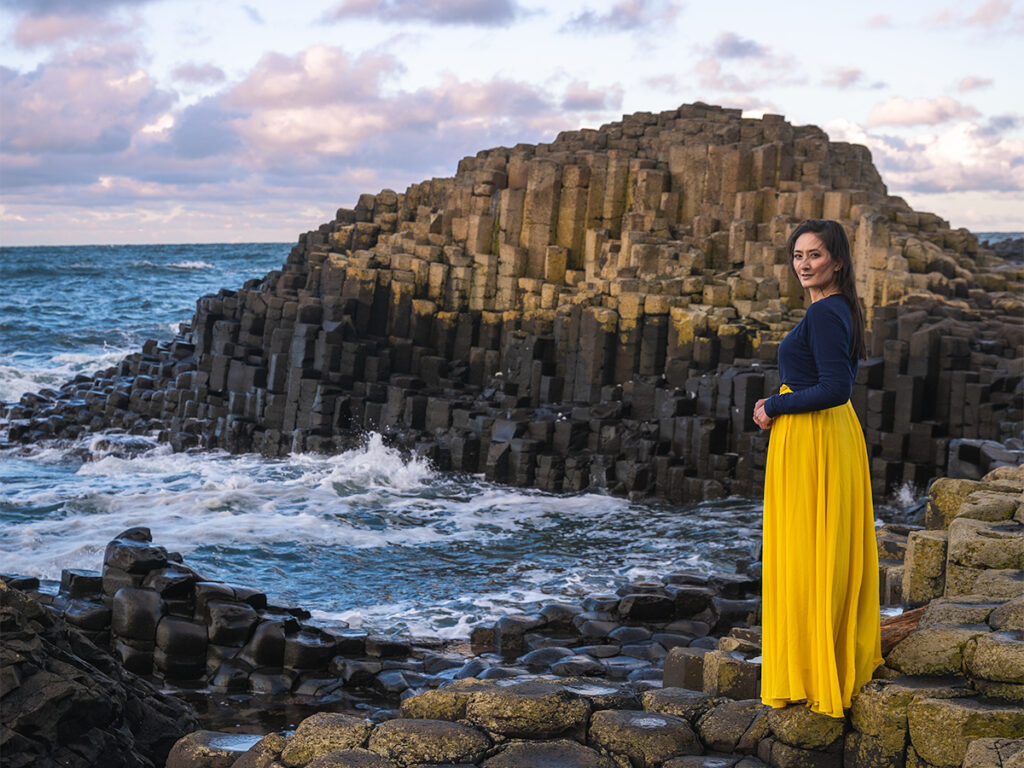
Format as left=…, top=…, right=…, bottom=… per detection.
left=2, top=102, right=1021, bottom=504
left=0, top=578, right=199, bottom=768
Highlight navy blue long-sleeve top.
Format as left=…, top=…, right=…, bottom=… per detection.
left=763, top=294, right=858, bottom=418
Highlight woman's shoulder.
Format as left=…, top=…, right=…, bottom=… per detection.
left=807, top=294, right=852, bottom=324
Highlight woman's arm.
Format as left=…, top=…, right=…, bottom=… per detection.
left=764, top=300, right=856, bottom=417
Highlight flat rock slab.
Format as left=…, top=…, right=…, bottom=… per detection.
left=962, top=737, right=1024, bottom=768
left=464, top=680, right=591, bottom=738
left=482, top=738, right=617, bottom=768
left=696, top=699, right=769, bottom=754
left=588, top=709, right=703, bottom=768
left=281, top=713, right=374, bottom=767
left=642, top=687, right=717, bottom=724
left=306, top=748, right=393, bottom=767
left=366, top=719, right=490, bottom=767
left=907, top=696, right=1024, bottom=768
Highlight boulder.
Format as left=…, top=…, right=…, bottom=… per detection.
left=990, top=595, right=1024, bottom=631
left=702, top=650, right=760, bottom=698
left=482, top=739, right=617, bottom=768
left=366, top=719, right=489, bottom=767
left=907, top=697, right=1024, bottom=768
left=588, top=709, right=703, bottom=768
left=280, top=713, right=374, bottom=767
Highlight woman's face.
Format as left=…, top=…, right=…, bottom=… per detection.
left=792, top=232, right=841, bottom=295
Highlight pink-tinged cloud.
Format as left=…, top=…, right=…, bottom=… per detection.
left=865, top=13, right=891, bottom=28
left=867, top=96, right=980, bottom=127
left=227, top=46, right=402, bottom=109
left=562, top=80, right=623, bottom=111
left=822, top=67, right=863, bottom=89
left=12, top=13, right=122, bottom=46
left=958, top=75, right=994, bottom=91
left=927, top=0, right=1023, bottom=28
left=826, top=117, right=1024, bottom=195
left=694, top=35, right=802, bottom=93
left=324, top=0, right=526, bottom=26
left=562, top=0, right=682, bottom=32
left=1, top=42, right=175, bottom=154
left=172, top=62, right=227, bottom=85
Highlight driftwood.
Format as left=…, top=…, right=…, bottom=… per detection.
left=880, top=607, right=925, bottom=655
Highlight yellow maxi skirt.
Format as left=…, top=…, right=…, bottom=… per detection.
left=761, top=386, right=883, bottom=718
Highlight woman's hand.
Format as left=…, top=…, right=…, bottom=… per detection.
left=753, top=398, right=773, bottom=430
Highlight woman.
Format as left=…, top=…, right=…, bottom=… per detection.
left=752, top=218, right=882, bottom=719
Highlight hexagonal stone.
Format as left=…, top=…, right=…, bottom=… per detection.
left=766, top=705, right=844, bottom=750
left=482, top=738, right=617, bottom=768
left=886, top=625, right=989, bottom=675
left=702, top=650, right=759, bottom=699
left=400, top=687, right=474, bottom=721
left=367, top=719, right=489, bottom=767
left=306, top=749, right=391, bottom=768
left=907, top=697, right=1024, bottom=768
left=618, top=593, right=676, bottom=621
left=919, top=596, right=1005, bottom=628
left=901, top=530, right=948, bottom=608
left=280, top=713, right=373, bottom=767
left=955, top=490, right=1021, bottom=523
left=551, top=654, right=605, bottom=677
left=588, top=710, right=702, bottom=768
left=641, top=687, right=716, bottom=724
left=696, top=699, right=769, bottom=754
left=964, top=631, right=1024, bottom=684
left=519, top=646, right=575, bottom=668
left=843, top=730, right=905, bottom=768
left=850, top=677, right=974, bottom=752
left=947, top=518, right=1024, bottom=570
left=111, top=587, right=165, bottom=640
left=464, top=679, right=590, bottom=738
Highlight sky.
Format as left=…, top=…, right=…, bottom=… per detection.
left=0, top=0, right=1022, bottom=246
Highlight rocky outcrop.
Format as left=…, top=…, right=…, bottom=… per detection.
left=0, top=578, right=199, bottom=768
left=3, top=103, right=1021, bottom=504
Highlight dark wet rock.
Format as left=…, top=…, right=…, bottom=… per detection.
left=619, top=593, right=677, bottom=622
left=520, top=645, right=575, bottom=667
left=63, top=599, right=111, bottom=631
left=551, top=654, right=606, bottom=676
left=0, top=580, right=198, bottom=768
left=205, top=600, right=259, bottom=646
left=364, top=635, right=412, bottom=658
left=60, top=568, right=103, bottom=598
left=483, top=738, right=617, bottom=767
left=104, top=537, right=169, bottom=574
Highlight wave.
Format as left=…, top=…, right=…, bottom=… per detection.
left=168, top=261, right=215, bottom=270
left=0, top=347, right=131, bottom=403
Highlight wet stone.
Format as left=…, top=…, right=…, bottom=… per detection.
left=367, top=719, right=490, bottom=767
left=59, top=568, right=103, bottom=598
left=622, top=641, right=669, bottom=661
left=142, top=565, right=198, bottom=599
left=609, top=625, right=653, bottom=643
left=642, top=687, right=717, bottom=724
left=365, top=634, right=412, bottom=658
left=520, top=646, right=575, bottom=667
left=551, top=654, right=606, bottom=676
left=619, top=592, right=676, bottom=621
left=64, top=599, right=111, bottom=631
left=582, top=593, right=621, bottom=612
left=112, top=587, right=165, bottom=641
left=280, top=712, right=374, bottom=767
left=249, top=668, right=296, bottom=695
left=482, top=738, right=617, bottom=768
left=589, top=709, right=703, bottom=768
left=284, top=628, right=337, bottom=669
left=241, top=620, right=287, bottom=667
left=576, top=644, right=621, bottom=658
left=602, top=655, right=651, bottom=679
left=205, top=600, right=259, bottom=646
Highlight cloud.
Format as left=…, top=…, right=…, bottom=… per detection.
left=0, top=42, right=175, bottom=155
left=958, top=75, right=993, bottom=91
left=694, top=33, right=801, bottom=92
left=820, top=67, right=886, bottom=90
left=242, top=4, right=263, bottom=23
left=561, top=80, right=623, bottom=111
left=562, top=0, right=682, bottom=32
left=867, top=96, right=980, bottom=127
left=825, top=117, right=1024, bottom=195
left=0, top=0, right=159, bottom=14
left=926, top=0, right=1024, bottom=29
left=865, top=13, right=891, bottom=28
left=172, top=62, right=227, bottom=85
left=323, top=0, right=527, bottom=26
left=711, top=32, right=764, bottom=58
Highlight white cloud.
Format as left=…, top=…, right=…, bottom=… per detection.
left=867, top=96, right=980, bottom=127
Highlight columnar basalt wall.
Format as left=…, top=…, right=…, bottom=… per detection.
left=3, top=103, right=1022, bottom=503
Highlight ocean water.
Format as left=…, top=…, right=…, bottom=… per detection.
left=0, top=243, right=765, bottom=637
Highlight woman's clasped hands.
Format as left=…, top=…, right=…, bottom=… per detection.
left=753, top=398, right=773, bottom=430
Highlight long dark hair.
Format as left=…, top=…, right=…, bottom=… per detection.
left=785, top=219, right=867, bottom=360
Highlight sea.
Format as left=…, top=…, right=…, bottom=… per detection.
left=2, top=235, right=1017, bottom=638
